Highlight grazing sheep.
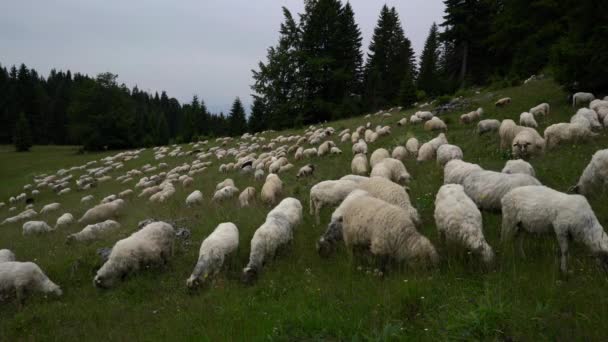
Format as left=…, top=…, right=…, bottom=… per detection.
left=22, top=221, right=54, bottom=235
left=436, top=144, right=463, bottom=167
left=511, top=128, right=545, bottom=158
left=309, top=179, right=359, bottom=224
left=186, top=222, right=239, bottom=288
left=425, top=117, right=447, bottom=131
left=296, top=164, right=315, bottom=178
left=417, top=133, right=448, bottom=162
left=54, top=213, right=74, bottom=229
left=317, top=141, right=335, bottom=157
left=571, top=149, right=608, bottom=196
left=78, top=199, right=125, bottom=225
left=330, top=147, right=342, bottom=154
left=462, top=170, right=541, bottom=211
left=261, top=173, right=283, bottom=205
left=254, top=169, right=265, bottom=181
left=317, top=190, right=438, bottom=268
left=397, top=118, right=407, bottom=126
left=573, top=108, right=602, bottom=131
left=0, top=262, right=62, bottom=303
left=186, top=190, right=204, bottom=207
left=370, top=148, right=390, bottom=168
left=477, top=119, right=501, bottom=135
left=239, top=187, right=256, bottom=208
left=544, top=119, right=595, bottom=149
left=0, top=249, right=16, bottom=263
left=212, top=186, right=240, bottom=202
left=572, top=92, right=595, bottom=107
left=590, top=100, right=608, bottom=114
left=216, top=179, right=235, bottom=191
left=358, top=177, right=421, bottom=227
left=502, top=159, right=535, bottom=177
left=443, top=159, right=484, bottom=185
left=391, top=146, right=408, bottom=161
left=460, top=108, right=483, bottom=124
left=495, top=97, right=511, bottom=107
left=242, top=198, right=302, bottom=284
left=182, top=176, right=194, bottom=188
left=40, top=203, right=61, bottom=215
left=519, top=112, right=538, bottom=128
left=370, top=158, right=411, bottom=184
left=530, top=103, right=550, bottom=117
left=278, top=163, right=294, bottom=174
left=339, top=175, right=369, bottom=184
left=294, top=147, right=304, bottom=160
left=499, top=119, right=526, bottom=150
left=351, top=153, right=368, bottom=176
left=66, top=220, right=121, bottom=244
left=303, top=148, right=318, bottom=158
left=501, top=185, right=608, bottom=273
left=118, top=189, right=134, bottom=198
left=410, top=115, right=422, bottom=124
left=352, top=139, right=368, bottom=155
left=94, top=221, right=175, bottom=288
left=406, top=138, right=419, bottom=156
left=416, top=111, right=434, bottom=121
left=1, top=209, right=37, bottom=225
left=434, top=184, right=494, bottom=265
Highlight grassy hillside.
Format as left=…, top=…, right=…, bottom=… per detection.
left=1, top=79, right=608, bottom=341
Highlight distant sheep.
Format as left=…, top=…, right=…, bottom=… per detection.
left=495, top=97, right=511, bottom=107
left=425, top=117, right=447, bottom=131
left=460, top=108, right=483, bottom=124
left=55, top=213, right=74, bottom=229
left=40, top=203, right=61, bottom=215
left=212, top=186, right=240, bottom=202
left=572, top=92, right=594, bottom=107
left=477, top=119, right=500, bottom=135
left=186, top=190, right=204, bottom=207
left=519, top=112, right=538, bottom=128
left=66, top=220, right=121, bottom=244
left=296, top=164, right=315, bottom=178
left=22, top=221, right=54, bottom=235
left=502, top=159, right=535, bottom=177
left=239, top=187, right=256, bottom=208
left=78, top=199, right=125, bottom=225
left=529, top=103, right=550, bottom=117
left=216, top=179, right=235, bottom=191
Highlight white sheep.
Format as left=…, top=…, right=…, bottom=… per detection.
left=254, top=169, right=265, bottom=181
left=571, top=149, right=608, bottom=196
left=436, top=144, right=463, bottom=167
left=443, top=159, right=484, bottom=185
left=242, top=198, right=302, bottom=284
left=370, top=148, right=390, bottom=168
left=66, top=220, right=121, bottom=243
left=530, top=103, right=550, bottom=117
left=501, top=185, right=608, bottom=273
left=339, top=175, right=369, bottom=183
left=573, top=108, right=602, bottom=130
left=434, top=184, right=494, bottom=265
left=352, top=139, right=368, bottom=155
left=22, top=221, right=54, bottom=235
left=424, top=117, right=447, bottom=131
left=296, top=164, right=315, bottom=178
left=417, top=133, right=448, bottom=162
left=94, top=221, right=175, bottom=288
left=406, top=138, right=419, bottom=156
left=1, top=209, right=37, bottom=225
left=460, top=108, right=483, bottom=124
left=212, top=186, right=240, bottom=202
left=78, top=199, right=125, bottom=225
left=261, top=173, right=283, bottom=205
left=477, top=119, right=501, bottom=135
left=351, top=153, right=368, bottom=176
left=358, top=177, right=420, bottom=226
left=40, top=203, right=61, bottom=215
left=186, top=190, right=204, bottom=207
left=511, top=128, right=545, bottom=158
left=415, top=111, right=434, bottom=121
left=370, top=158, right=411, bottom=184
left=499, top=119, right=528, bottom=150
left=216, top=178, right=235, bottom=191
left=462, top=170, right=541, bottom=211
left=54, top=213, right=74, bottom=229
left=0, top=262, right=62, bottom=303
left=391, top=146, right=408, bottom=161
left=495, top=97, right=511, bottom=107
left=519, top=112, right=538, bottom=128
left=239, top=187, right=256, bottom=208
left=186, top=222, right=239, bottom=288
left=502, top=159, right=535, bottom=177
left=544, top=121, right=595, bottom=149
left=0, top=249, right=16, bottom=263
left=409, top=115, right=422, bottom=124
left=309, top=179, right=358, bottom=224
left=572, top=92, right=595, bottom=107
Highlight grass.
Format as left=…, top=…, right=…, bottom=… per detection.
left=1, top=78, right=608, bottom=340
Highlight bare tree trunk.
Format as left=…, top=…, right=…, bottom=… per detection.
left=459, top=41, right=468, bottom=87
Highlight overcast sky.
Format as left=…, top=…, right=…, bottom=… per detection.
left=0, top=0, right=445, bottom=114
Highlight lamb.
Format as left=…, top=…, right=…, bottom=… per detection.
left=502, top=159, right=535, bottom=177
left=351, top=153, right=368, bottom=175
left=40, top=203, right=61, bottom=215
left=316, top=190, right=438, bottom=269
left=571, top=149, right=608, bottom=196
left=358, top=177, right=421, bottom=227
left=530, top=103, right=550, bottom=117
left=460, top=108, right=483, bottom=124
left=572, top=92, right=595, bottom=107
left=406, top=138, right=419, bottom=156
left=462, top=170, right=541, bottom=211
left=216, top=178, right=235, bottom=191
left=94, top=221, right=175, bottom=288
left=296, top=164, right=315, bottom=178
left=417, top=133, right=448, bottom=162
left=477, top=119, right=501, bottom=135
left=239, top=187, right=256, bottom=208
left=261, top=173, right=283, bottom=205
left=436, top=144, right=463, bottom=167
left=443, top=159, right=484, bottom=185
left=352, top=139, right=368, bottom=155
left=501, top=185, right=608, bottom=273
left=54, top=213, right=74, bottom=229
left=370, top=148, right=390, bottom=168
left=0, top=262, right=62, bottom=303
left=0, top=249, right=16, bottom=263
left=391, top=146, right=408, bottom=161
left=66, top=220, right=121, bottom=243
left=511, top=128, right=545, bottom=158
left=186, top=222, right=239, bottom=288
left=519, top=112, right=538, bottom=128
left=212, top=186, right=240, bottom=202
left=186, top=190, right=204, bottom=207
left=434, top=184, right=494, bottom=265
left=370, top=158, right=411, bottom=184
left=1, top=209, right=37, bottom=225
left=309, top=179, right=359, bottom=224
left=495, top=97, right=512, bottom=107
left=242, top=198, right=302, bottom=284
left=425, top=117, right=447, bottom=131
left=78, top=199, right=125, bottom=225
left=22, top=221, right=54, bottom=235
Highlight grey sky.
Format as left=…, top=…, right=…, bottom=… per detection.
left=0, top=0, right=445, bottom=114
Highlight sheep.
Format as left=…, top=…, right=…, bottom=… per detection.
left=462, top=170, right=541, bottom=211
left=590, top=100, right=608, bottom=114
left=182, top=176, right=194, bottom=188
left=390, top=146, right=407, bottom=161
left=118, top=189, right=134, bottom=198
left=186, top=222, right=239, bottom=288
left=530, top=103, right=550, bottom=117
left=254, top=169, right=265, bottom=181
left=477, top=119, right=501, bottom=135
left=511, top=128, right=545, bottom=158
left=571, top=149, right=608, bottom=196
left=501, top=185, right=608, bottom=273
left=425, top=117, right=447, bottom=131
left=239, top=187, right=256, bottom=208
left=460, top=108, right=483, bottom=124
left=54, top=213, right=74, bottom=229
left=303, top=148, right=317, bottom=158
left=417, top=133, right=448, bottom=162
left=415, top=111, right=434, bottom=121
left=0, top=262, right=62, bottom=304
left=434, top=184, right=494, bottom=265
left=406, top=138, right=419, bottom=156
left=341, top=133, right=351, bottom=143
left=436, top=144, right=463, bottom=167
left=317, top=141, right=335, bottom=156
left=348, top=154, right=368, bottom=176
left=186, top=190, right=204, bottom=207
left=242, top=198, right=302, bottom=284
left=330, top=147, right=342, bottom=155
left=212, top=186, right=240, bottom=202
left=278, top=163, right=293, bottom=173
left=499, top=119, right=525, bottom=150
left=40, top=203, right=61, bottom=215
left=409, top=115, right=422, bottom=124
left=57, top=188, right=71, bottom=196
left=22, top=221, right=54, bottom=235
left=443, top=159, right=484, bottom=185
left=572, top=92, right=595, bottom=107
left=370, top=158, right=411, bottom=184
left=573, top=108, right=602, bottom=131
left=94, top=221, right=175, bottom=288
left=261, top=173, right=283, bottom=205
left=495, top=97, right=511, bottom=107
left=296, top=164, right=315, bottom=178
left=370, top=148, right=390, bottom=168
left=294, top=147, right=304, bottom=160
left=309, top=179, right=359, bottom=224
left=544, top=121, right=595, bottom=149
left=358, top=177, right=421, bottom=227
left=317, top=190, right=438, bottom=269
left=0, top=249, right=16, bottom=263
left=216, top=178, right=235, bottom=191
left=78, top=199, right=125, bottom=225
left=340, top=175, right=369, bottom=184
left=502, top=159, right=535, bottom=177
left=397, top=118, right=407, bottom=126
left=149, top=182, right=176, bottom=203
left=66, top=220, right=121, bottom=244
left=519, top=112, right=538, bottom=128
left=1, top=209, right=37, bottom=225
left=352, top=139, right=368, bottom=155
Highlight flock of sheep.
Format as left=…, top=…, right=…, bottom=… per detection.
left=1, top=89, right=608, bottom=307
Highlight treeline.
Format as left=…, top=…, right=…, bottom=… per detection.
left=0, top=65, right=248, bottom=150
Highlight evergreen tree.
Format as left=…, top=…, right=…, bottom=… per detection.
left=228, top=97, right=247, bottom=136
left=14, top=112, right=32, bottom=152
left=248, top=97, right=268, bottom=133
left=417, top=23, right=441, bottom=96
left=398, top=71, right=417, bottom=108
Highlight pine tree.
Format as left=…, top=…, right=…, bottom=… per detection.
left=417, top=23, right=441, bottom=96
left=14, top=112, right=32, bottom=152
left=398, top=71, right=417, bottom=108
left=248, top=97, right=268, bottom=133
left=228, top=97, right=247, bottom=136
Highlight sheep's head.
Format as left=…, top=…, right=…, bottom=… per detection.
left=93, top=266, right=119, bottom=289
left=316, top=236, right=336, bottom=258
left=241, top=267, right=258, bottom=285
left=409, top=236, right=439, bottom=269
left=398, top=173, right=411, bottom=185
left=186, top=274, right=207, bottom=289
left=513, top=142, right=531, bottom=157
left=478, top=244, right=495, bottom=266
left=597, top=251, right=608, bottom=273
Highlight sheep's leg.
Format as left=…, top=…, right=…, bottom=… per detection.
left=15, top=286, right=25, bottom=310
left=314, top=203, right=321, bottom=225
left=517, top=230, right=526, bottom=258
left=557, top=233, right=570, bottom=274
